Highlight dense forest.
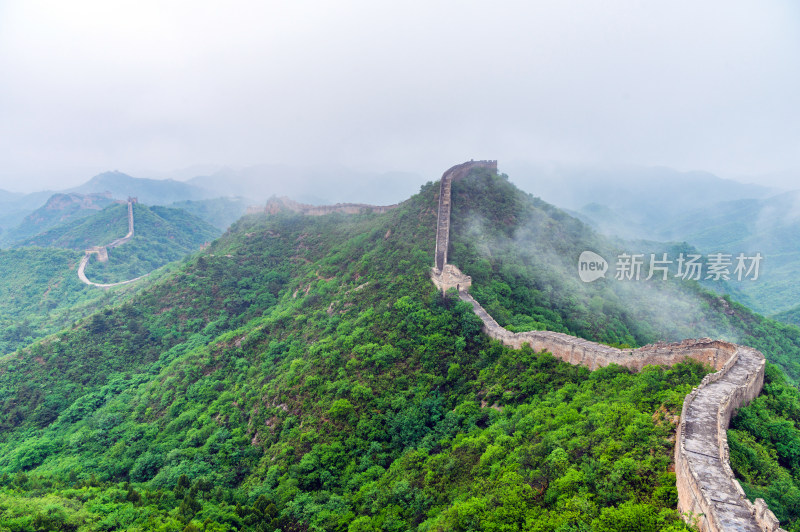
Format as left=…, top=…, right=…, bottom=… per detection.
left=1, top=169, right=799, bottom=530
left=0, top=247, right=144, bottom=356
left=0, top=203, right=218, bottom=356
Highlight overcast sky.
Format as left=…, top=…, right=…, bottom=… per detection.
left=0, top=0, right=798, bottom=192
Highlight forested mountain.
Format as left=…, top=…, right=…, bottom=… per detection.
left=168, top=197, right=249, bottom=231
left=507, top=163, right=800, bottom=319
left=0, top=248, right=146, bottom=356
left=70, top=171, right=214, bottom=205
left=0, top=203, right=219, bottom=355
left=0, top=193, right=116, bottom=247
left=1, top=167, right=799, bottom=530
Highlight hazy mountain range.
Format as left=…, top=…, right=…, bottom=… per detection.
left=2, top=162, right=799, bottom=321
left=504, top=164, right=799, bottom=318
left=2, top=166, right=800, bottom=529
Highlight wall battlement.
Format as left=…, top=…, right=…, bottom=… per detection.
left=431, top=160, right=783, bottom=532
left=258, top=197, right=399, bottom=216
left=78, top=198, right=149, bottom=289
left=434, top=160, right=497, bottom=272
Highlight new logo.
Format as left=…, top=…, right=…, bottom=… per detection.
left=578, top=251, right=608, bottom=283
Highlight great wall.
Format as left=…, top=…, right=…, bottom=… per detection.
left=219, top=161, right=784, bottom=529
left=429, top=161, right=784, bottom=532
left=251, top=196, right=399, bottom=217
left=77, top=197, right=150, bottom=288
left=257, top=160, right=785, bottom=530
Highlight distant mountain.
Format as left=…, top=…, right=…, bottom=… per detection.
left=71, top=170, right=214, bottom=205
left=499, top=163, right=800, bottom=317
left=0, top=192, right=116, bottom=246
left=0, top=189, right=17, bottom=202
left=167, top=197, right=249, bottom=231
left=18, top=201, right=218, bottom=250
left=661, top=191, right=800, bottom=316
left=188, top=163, right=424, bottom=205
left=0, top=189, right=56, bottom=239
left=503, top=162, right=775, bottom=240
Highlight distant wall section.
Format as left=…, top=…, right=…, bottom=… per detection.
left=253, top=197, right=400, bottom=216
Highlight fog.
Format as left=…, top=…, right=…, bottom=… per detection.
left=1, top=0, right=798, bottom=192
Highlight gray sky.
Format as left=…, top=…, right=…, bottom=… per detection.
left=1, top=0, right=798, bottom=192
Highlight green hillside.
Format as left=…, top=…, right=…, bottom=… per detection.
left=168, top=197, right=249, bottom=231
left=19, top=203, right=218, bottom=251
left=774, top=305, right=800, bottom=327
left=0, top=168, right=799, bottom=530
left=0, top=248, right=147, bottom=356
left=0, top=193, right=116, bottom=247
left=81, top=205, right=221, bottom=285
left=18, top=202, right=221, bottom=285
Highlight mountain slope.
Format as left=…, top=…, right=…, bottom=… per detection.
left=0, top=247, right=150, bottom=356
left=0, top=190, right=56, bottom=240
left=15, top=202, right=220, bottom=285
left=168, top=197, right=249, bottom=231
left=0, top=192, right=116, bottom=246
left=71, top=171, right=213, bottom=205
left=1, top=167, right=799, bottom=530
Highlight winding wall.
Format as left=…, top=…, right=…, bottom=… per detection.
left=259, top=197, right=399, bottom=216
left=431, top=161, right=783, bottom=532
left=78, top=197, right=150, bottom=289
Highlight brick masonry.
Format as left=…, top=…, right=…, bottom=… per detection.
left=431, top=161, right=784, bottom=532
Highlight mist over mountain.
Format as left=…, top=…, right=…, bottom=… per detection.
left=0, top=190, right=57, bottom=238
left=499, top=162, right=800, bottom=317
left=69, top=171, right=215, bottom=205
left=0, top=192, right=117, bottom=247
left=1, top=165, right=800, bottom=529
left=167, top=197, right=249, bottom=231
left=188, top=164, right=424, bottom=205
left=504, top=162, right=776, bottom=240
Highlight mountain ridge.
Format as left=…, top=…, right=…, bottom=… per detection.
left=0, top=163, right=799, bottom=529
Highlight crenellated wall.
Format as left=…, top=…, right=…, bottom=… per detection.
left=431, top=160, right=783, bottom=532
left=260, top=196, right=399, bottom=216
left=78, top=198, right=150, bottom=289
left=433, top=160, right=497, bottom=272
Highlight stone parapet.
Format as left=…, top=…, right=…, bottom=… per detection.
left=457, top=289, right=780, bottom=531
left=430, top=160, right=783, bottom=532
left=78, top=198, right=149, bottom=288
left=262, top=197, right=399, bottom=216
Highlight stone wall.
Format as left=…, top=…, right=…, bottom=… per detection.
left=262, top=196, right=399, bottom=216
left=431, top=160, right=783, bottom=532
left=78, top=198, right=149, bottom=289
left=430, top=264, right=472, bottom=292
left=107, top=199, right=135, bottom=248
left=433, top=160, right=497, bottom=272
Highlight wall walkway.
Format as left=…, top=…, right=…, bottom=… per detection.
left=432, top=161, right=783, bottom=532
left=78, top=197, right=150, bottom=289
